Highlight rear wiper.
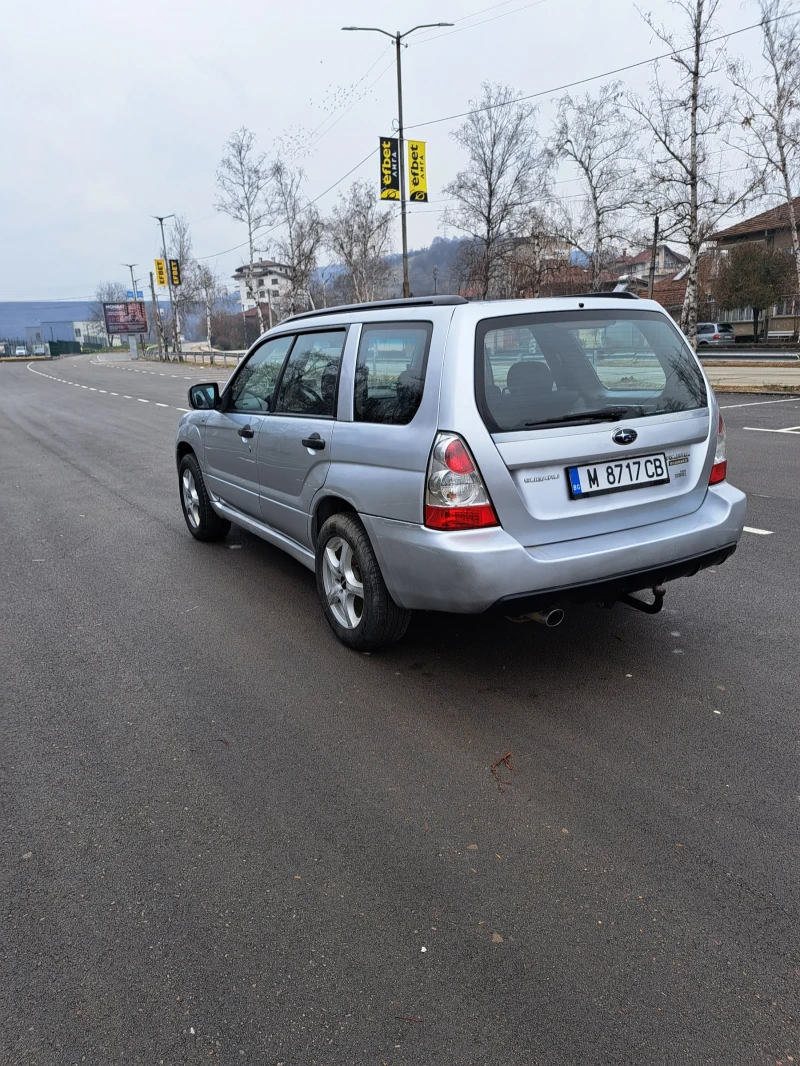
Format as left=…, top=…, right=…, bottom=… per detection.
left=525, top=405, right=643, bottom=429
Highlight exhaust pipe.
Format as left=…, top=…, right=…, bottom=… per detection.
left=507, top=607, right=565, bottom=627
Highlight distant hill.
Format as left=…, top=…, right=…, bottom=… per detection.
left=386, top=236, right=466, bottom=296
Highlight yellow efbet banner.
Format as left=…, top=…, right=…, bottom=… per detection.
left=154, top=258, right=168, bottom=287
left=407, top=141, right=428, bottom=202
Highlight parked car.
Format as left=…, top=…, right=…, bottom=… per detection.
left=14, top=345, right=27, bottom=356
left=176, top=294, right=746, bottom=649
left=696, top=322, right=736, bottom=346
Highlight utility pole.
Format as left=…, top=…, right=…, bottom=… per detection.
left=149, top=270, right=164, bottom=359
left=153, top=214, right=181, bottom=360
left=647, top=214, right=660, bottom=300
left=343, top=22, right=452, bottom=299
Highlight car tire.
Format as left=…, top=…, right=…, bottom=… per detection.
left=316, top=513, right=411, bottom=650
left=179, top=453, right=231, bottom=542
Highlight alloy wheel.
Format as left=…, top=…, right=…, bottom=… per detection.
left=322, top=536, right=364, bottom=629
left=182, top=469, right=200, bottom=529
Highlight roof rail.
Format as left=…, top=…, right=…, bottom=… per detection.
left=281, top=294, right=468, bottom=323
left=573, top=291, right=640, bottom=300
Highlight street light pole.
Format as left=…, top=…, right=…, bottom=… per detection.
left=153, top=214, right=181, bottom=359
left=394, top=33, right=410, bottom=298
left=343, top=22, right=452, bottom=299
left=123, top=263, right=138, bottom=299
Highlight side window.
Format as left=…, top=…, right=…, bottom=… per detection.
left=274, top=330, right=346, bottom=417
left=229, top=334, right=294, bottom=413
left=354, top=322, right=432, bottom=425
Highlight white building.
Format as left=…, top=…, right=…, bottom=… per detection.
left=233, top=260, right=292, bottom=313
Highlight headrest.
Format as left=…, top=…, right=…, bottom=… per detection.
left=506, top=360, right=553, bottom=392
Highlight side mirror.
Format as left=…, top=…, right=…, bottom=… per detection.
left=188, top=382, right=220, bottom=410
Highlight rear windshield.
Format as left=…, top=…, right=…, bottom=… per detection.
left=719, top=323, right=734, bottom=332
left=476, top=309, right=708, bottom=433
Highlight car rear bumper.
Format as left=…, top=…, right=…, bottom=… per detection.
left=360, top=482, right=746, bottom=613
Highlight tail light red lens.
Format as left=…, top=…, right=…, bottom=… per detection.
left=425, top=432, right=498, bottom=531
left=425, top=504, right=498, bottom=530
left=713, top=333, right=720, bottom=340
left=443, top=438, right=475, bottom=474
left=709, top=412, right=727, bottom=484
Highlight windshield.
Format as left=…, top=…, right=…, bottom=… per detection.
left=476, top=309, right=708, bottom=433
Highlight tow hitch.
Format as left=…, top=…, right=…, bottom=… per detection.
left=619, top=585, right=667, bottom=615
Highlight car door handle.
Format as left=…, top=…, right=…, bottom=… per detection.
left=238, top=425, right=255, bottom=439
left=302, top=434, right=326, bottom=450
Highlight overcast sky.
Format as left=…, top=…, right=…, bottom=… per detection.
left=0, top=0, right=767, bottom=301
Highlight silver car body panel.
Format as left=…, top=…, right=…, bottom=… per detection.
left=177, top=296, right=746, bottom=613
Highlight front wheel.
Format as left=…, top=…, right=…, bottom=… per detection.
left=316, top=513, right=411, bottom=650
left=179, top=453, right=230, bottom=542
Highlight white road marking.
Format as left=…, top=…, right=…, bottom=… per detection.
left=743, top=526, right=774, bottom=535
left=88, top=387, right=97, bottom=391
left=743, top=425, right=800, bottom=434
left=137, top=397, right=149, bottom=403
left=123, top=395, right=132, bottom=399
left=99, top=389, right=107, bottom=393
left=719, top=397, right=800, bottom=409
left=155, top=402, right=169, bottom=407
left=176, top=407, right=191, bottom=412
left=110, top=392, right=118, bottom=396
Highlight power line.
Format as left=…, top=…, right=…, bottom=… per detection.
left=405, top=10, right=800, bottom=130
left=410, top=0, right=551, bottom=45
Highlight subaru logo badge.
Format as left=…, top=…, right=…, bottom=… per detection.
left=612, top=427, right=638, bottom=445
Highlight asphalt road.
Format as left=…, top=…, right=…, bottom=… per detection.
left=2, top=355, right=799, bottom=1066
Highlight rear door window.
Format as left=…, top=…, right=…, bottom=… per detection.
left=274, top=330, right=346, bottom=417
left=354, top=322, right=432, bottom=425
left=476, top=309, right=707, bottom=433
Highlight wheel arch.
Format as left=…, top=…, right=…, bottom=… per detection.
left=312, top=494, right=358, bottom=547
left=176, top=440, right=196, bottom=468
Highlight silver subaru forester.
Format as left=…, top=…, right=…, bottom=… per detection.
left=176, top=294, right=746, bottom=649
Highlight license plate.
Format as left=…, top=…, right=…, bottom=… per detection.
left=567, top=453, right=670, bottom=498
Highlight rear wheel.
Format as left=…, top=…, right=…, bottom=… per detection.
left=179, top=453, right=230, bottom=542
left=316, top=513, right=411, bottom=650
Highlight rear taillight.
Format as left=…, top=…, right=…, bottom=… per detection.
left=713, top=333, right=720, bottom=340
left=709, top=412, right=727, bottom=484
left=425, top=432, right=498, bottom=531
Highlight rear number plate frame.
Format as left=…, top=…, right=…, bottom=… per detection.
left=567, top=453, right=670, bottom=498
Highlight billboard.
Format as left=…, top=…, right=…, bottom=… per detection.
left=407, top=140, right=428, bottom=202
left=380, top=137, right=400, bottom=200
left=103, top=301, right=148, bottom=335
left=169, top=258, right=182, bottom=286
left=154, top=258, right=168, bottom=286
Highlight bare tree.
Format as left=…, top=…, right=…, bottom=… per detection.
left=548, top=82, right=638, bottom=290
left=269, top=160, right=324, bottom=315
left=325, top=181, right=393, bottom=303
left=167, top=214, right=200, bottom=347
left=215, top=127, right=271, bottom=333
left=729, top=0, right=800, bottom=334
left=628, top=0, right=745, bottom=343
left=194, top=263, right=223, bottom=352
left=442, top=82, right=548, bottom=299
